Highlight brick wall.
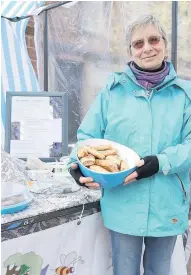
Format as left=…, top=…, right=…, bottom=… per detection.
left=25, top=2, right=59, bottom=77
left=25, top=17, right=37, bottom=76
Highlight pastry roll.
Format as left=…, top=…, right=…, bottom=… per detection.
left=89, top=165, right=110, bottom=173
left=120, top=160, right=130, bottom=171
left=106, top=155, right=121, bottom=167
left=77, top=147, right=88, bottom=158
left=80, top=154, right=95, bottom=167
left=92, top=144, right=112, bottom=151
left=101, top=149, right=117, bottom=157
left=86, top=147, right=105, bottom=159
left=95, top=159, right=119, bottom=172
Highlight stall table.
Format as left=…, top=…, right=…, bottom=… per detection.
left=1, top=187, right=101, bottom=241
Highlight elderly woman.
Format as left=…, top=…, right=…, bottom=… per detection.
left=69, top=15, right=191, bottom=275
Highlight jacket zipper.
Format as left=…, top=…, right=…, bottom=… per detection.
left=146, top=98, right=153, bottom=235
left=175, top=173, right=187, bottom=203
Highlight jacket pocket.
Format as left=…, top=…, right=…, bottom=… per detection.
left=175, top=173, right=187, bottom=203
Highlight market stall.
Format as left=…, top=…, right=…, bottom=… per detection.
left=1, top=1, right=191, bottom=275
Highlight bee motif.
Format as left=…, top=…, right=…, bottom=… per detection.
left=54, top=251, right=84, bottom=275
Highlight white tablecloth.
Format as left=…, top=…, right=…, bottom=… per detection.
left=2, top=213, right=187, bottom=275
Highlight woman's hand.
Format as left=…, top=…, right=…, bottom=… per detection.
left=123, top=156, right=159, bottom=185
left=70, top=163, right=100, bottom=189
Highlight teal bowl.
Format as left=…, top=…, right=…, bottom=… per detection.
left=77, top=139, right=140, bottom=189
left=1, top=199, right=32, bottom=215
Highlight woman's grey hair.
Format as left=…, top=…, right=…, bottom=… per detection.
left=126, top=14, right=168, bottom=55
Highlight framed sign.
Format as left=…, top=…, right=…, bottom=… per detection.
left=4, top=92, right=68, bottom=161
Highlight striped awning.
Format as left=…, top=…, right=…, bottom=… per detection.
left=1, top=1, right=44, bottom=145
left=1, top=1, right=43, bottom=17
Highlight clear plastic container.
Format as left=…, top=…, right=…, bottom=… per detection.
left=29, top=174, right=80, bottom=194
left=1, top=182, right=33, bottom=214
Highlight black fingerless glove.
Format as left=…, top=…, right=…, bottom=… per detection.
left=136, top=156, right=159, bottom=180
left=69, top=167, right=87, bottom=187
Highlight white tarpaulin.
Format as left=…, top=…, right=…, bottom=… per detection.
left=2, top=213, right=187, bottom=275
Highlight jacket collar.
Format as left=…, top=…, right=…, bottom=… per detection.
left=121, top=61, right=177, bottom=91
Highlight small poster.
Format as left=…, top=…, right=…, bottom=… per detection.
left=10, top=96, right=64, bottom=158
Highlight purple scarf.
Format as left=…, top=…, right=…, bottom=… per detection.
left=129, top=61, right=170, bottom=90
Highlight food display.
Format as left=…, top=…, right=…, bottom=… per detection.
left=77, top=145, right=130, bottom=173
left=2, top=194, right=26, bottom=207
left=1, top=182, right=33, bottom=214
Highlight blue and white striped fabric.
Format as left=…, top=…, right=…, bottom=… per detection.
left=1, top=1, right=43, bottom=145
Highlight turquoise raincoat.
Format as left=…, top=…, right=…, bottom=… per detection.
left=70, top=62, right=191, bottom=237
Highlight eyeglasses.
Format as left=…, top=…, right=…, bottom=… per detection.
left=131, top=36, right=164, bottom=49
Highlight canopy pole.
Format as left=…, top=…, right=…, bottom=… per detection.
left=43, top=10, right=48, bottom=91
left=171, top=1, right=178, bottom=71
